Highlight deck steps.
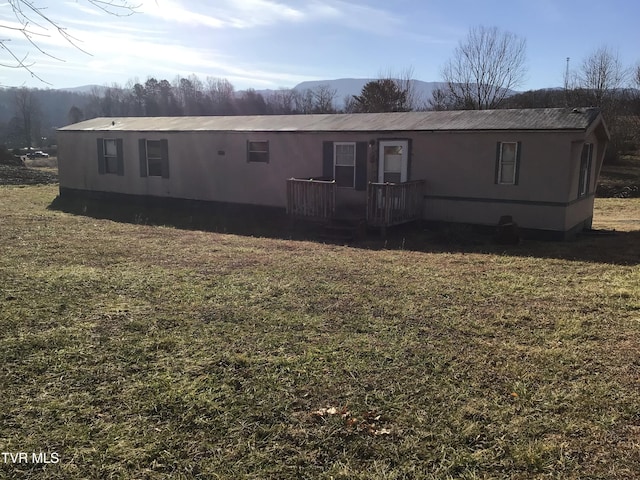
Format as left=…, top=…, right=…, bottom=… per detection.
left=319, top=218, right=366, bottom=243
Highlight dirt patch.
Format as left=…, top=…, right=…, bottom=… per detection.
left=597, top=153, right=640, bottom=198
left=596, top=184, right=640, bottom=198
left=0, top=164, right=58, bottom=186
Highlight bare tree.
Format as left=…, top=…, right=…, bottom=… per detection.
left=1, top=0, right=137, bottom=84
left=633, top=64, right=640, bottom=146
left=633, top=64, right=640, bottom=114
left=311, top=84, right=337, bottom=113
left=570, top=46, right=632, bottom=161
left=206, top=77, right=235, bottom=115
left=574, top=46, right=628, bottom=108
left=235, top=89, right=268, bottom=115
left=14, top=87, right=40, bottom=146
left=293, top=89, right=314, bottom=114
left=173, top=75, right=206, bottom=115
left=266, top=88, right=297, bottom=114
left=158, top=79, right=180, bottom=116
left=428, top=87, right=457, bottom=111
left=441, top=26, right=527, bottom=110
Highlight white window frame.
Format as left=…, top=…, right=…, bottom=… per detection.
left=579, top=143, right=593, bottom=197
left=103, top=139, right=119, bottom=174
left=334, top=142, right=356, bottom=188
left=146, top=139, right=163, bottom=177
left=497, top=142, right=518, bottom=185
left=378, top=140, right=409, bottom=183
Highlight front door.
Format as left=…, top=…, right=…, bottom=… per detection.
left=378, top=140, right=408, bottom=183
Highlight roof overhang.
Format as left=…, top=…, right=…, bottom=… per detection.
left=585, top=111, right=611, bottom=142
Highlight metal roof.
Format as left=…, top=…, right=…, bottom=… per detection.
left=58, top=108, right=603, bottom=133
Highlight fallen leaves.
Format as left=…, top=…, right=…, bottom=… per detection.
left=310, top=406, right=394, bottom=436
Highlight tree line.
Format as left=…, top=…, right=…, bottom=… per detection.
left=2, top=21, right=640, bottom=161
left=0, top=73, right=420, bottom=149
left=79, top=77, right=347, bottom=119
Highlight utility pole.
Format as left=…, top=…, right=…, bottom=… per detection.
left=564, top=57, right=570, bottom=106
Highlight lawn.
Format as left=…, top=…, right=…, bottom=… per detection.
left=1, top=184, right=639, bottom=479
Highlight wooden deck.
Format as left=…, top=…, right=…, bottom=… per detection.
left=286, top=178, right=336, bottom=222
left=366, top=180, right=425, bottom=227
left=287, top=178, right=424, bottom=231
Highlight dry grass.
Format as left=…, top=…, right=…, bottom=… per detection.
left=1, top=184, right=639, bottom=479
left=22, top=157, right=58, bottom=169
left=593, top=197, right=640, bottom=231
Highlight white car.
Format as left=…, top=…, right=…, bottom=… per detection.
left=27, top=151, right=49, bottom=158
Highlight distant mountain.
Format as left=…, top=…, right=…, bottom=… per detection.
left=57, top=85, right=105, bottom=94
left=290, top=78, right=451, bottom=108
left=57, top=79, right=520, bottom=109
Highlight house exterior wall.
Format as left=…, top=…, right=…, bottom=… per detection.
left=409, top=130, right=599, bottom=232
left=60, top=130, right=328, bottom=207
left=57, top=124, right=603, bottom=234
left=58, top=130, right=399, bottom=208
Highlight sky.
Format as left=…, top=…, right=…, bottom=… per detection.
left=0, top=0, right=638, bottom=91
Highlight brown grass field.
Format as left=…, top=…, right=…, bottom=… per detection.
left=0, top=168, right=639, bottom=478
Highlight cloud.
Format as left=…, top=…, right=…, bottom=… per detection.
left=138, top=0, right=306, bottom=29
left=20, top=20, right=316, bottom=88
left=305, top=0, right=404, bottom=34
left=0, top=0, right=450, bottom=89
left=137, top=1, right=404, bottom=33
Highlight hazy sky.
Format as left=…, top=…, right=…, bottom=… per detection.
left=0, top=0, right=638, bottom=90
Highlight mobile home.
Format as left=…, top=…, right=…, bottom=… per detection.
left=57, top=108, right=609, bottom=238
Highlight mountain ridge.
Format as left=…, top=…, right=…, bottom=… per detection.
left=57, top=78, right=518, bottom=109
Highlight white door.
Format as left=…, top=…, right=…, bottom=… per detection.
left=378, top=140, right=408, bottom=183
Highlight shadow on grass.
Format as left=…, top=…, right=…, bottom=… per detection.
left=48, top=195, right=640, bottom=266
left=366, top=222, right=640, bottom=266
left=48, top=193, right=296, bottom=238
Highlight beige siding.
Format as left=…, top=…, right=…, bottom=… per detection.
left=565, top=197, right=595, bottom=230
left=422, top=198, right=568, bottom=231
left=60, top=131, right=327, bottom=207
left=58, top=126, right=604, bottom=233
left=410, top=131, right=575, bottom=202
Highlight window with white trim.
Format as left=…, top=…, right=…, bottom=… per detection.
left=579, top=143, right=593, bottom=197
left=146, top=140, right=164, bottom=177
left=103, top=139, right=119, bottom=174
left=97, top=138, right=123, bottom=176
left=139, top=138, right=169, bottom=178
left=497, top=142, right=518, bottom=185
left=334, top=142, right=355, bottom=188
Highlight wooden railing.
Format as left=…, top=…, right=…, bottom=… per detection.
left=367, top=180, right=425, bottom=227
left=286, top=178, right=336, bottom=221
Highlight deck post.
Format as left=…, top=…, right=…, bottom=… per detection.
left=366, top=180, right=425, bottom=230
left=286, top=178, right=336, bottom=223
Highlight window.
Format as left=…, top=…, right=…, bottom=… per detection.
left=579, top=143, right=593, bottom=197
left=381, top=144, right=404, bottom=183
left=334, top=142, right=355, bottom=188
left=496, top=142, right=519, bottom=185
left=97, top=138, right=123, bottom=176
left=247, top=141, right=269, bottom=163
left=103, top=139, right=118, bottom=174
left=139, top=139, right=169, bottom=178
left=146, top=140, right=164, bottom=176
